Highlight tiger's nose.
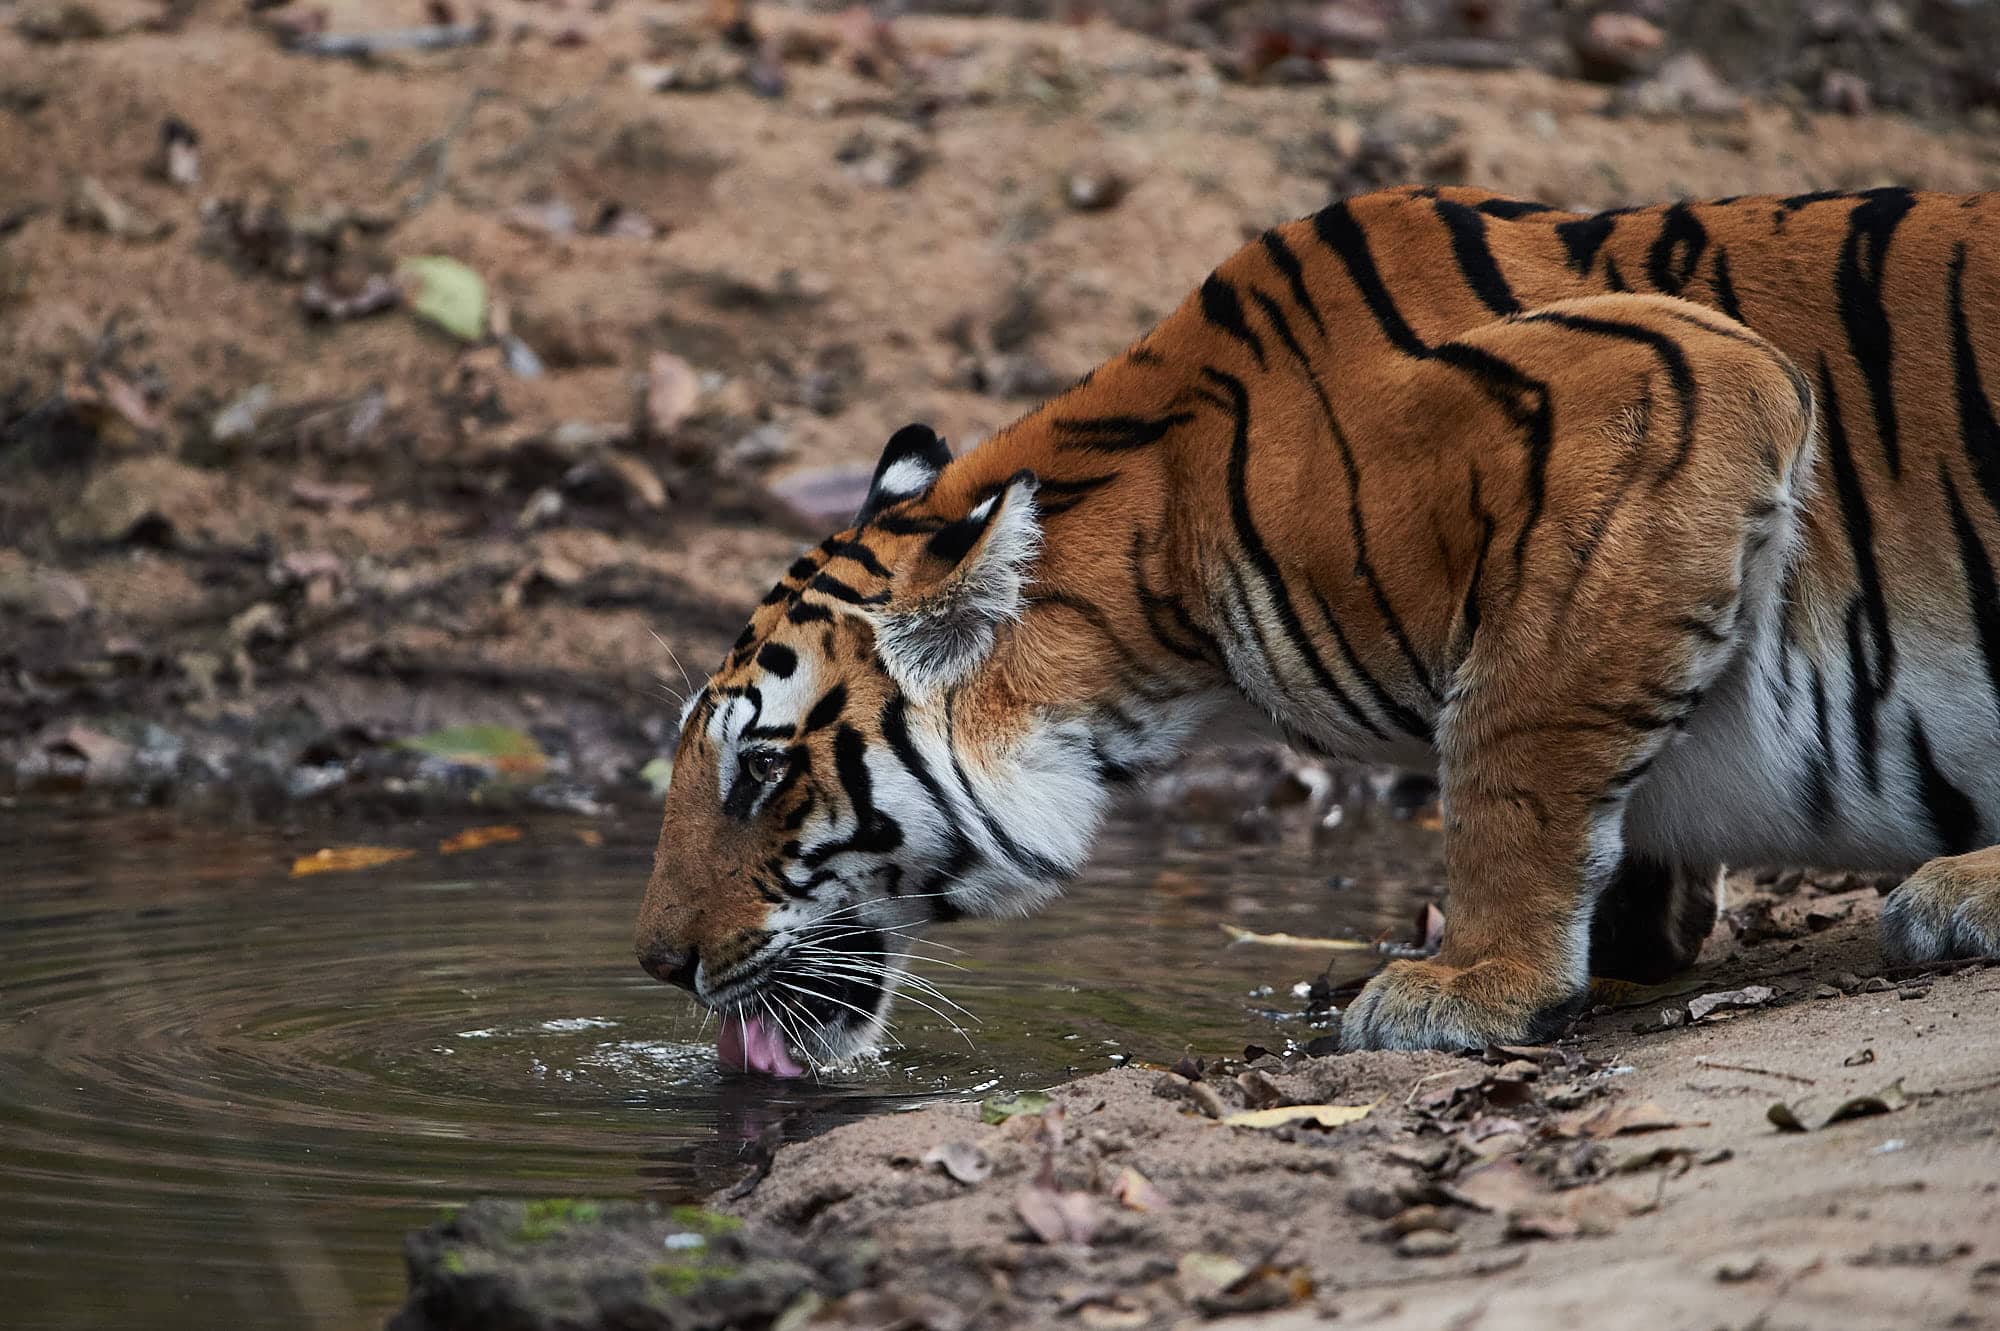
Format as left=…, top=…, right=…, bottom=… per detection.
left=637, top=941, right=697, bottom=991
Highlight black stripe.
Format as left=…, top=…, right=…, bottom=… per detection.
left=878, top=695, right=981, bottom=908
left=1199, top=274, right=1268, bottom=368
left=941, top=694, right=1073, bottom=882
left=1835, top=187, right=1916, bottom=477
left=1476, top=197, right=1556, bottom=220
left=1031, top=473, right=1118, bottom=518
left=1206, top=367, right=1386, bottom=740
left=1516, top=309, right=1698, bottom=482
left=1434, top=198, right=1520, bottom=316
left=1709, top=246, right=1743, bottom=323
left=1260, top=229, right=1325, bottom=338
left=1644, top=202, right=1708, bottom=296
left=1909, top=716, right=1980, bottom=856
left=1555, top=211, right=1617, bottom=276
left=1820, top=356, right=1894, bottom=794
left=1805, top=670, right=1837, bottom=831
left=756, top=642, right=797, bottom=678
left=1948, top=242, right=2000, bottom=519
left=1942, top=466, right=2000, bottom=723
left=1052, top=412, right=1196, bottom=453
left=1247, top=285, right=1438, bottom=701
left=821, top=538, right=892, bottom=580
left=1313, top=200, right=1427, bottom=356
left=1309, top=586, right=1433, bottom=741
left=1032, top=590, right=1187, bottom=704
left=802, top=684, right=847, bottom=733
left=786, top=600, right=833, bottom=625
left=1463, top=467, right=1495, bottom=645
left=809, top=572, right=890, bottom=606
left=1130, top=529, right=1222, bottom=665
left=801, top=725, right=902, bottom=866
left=1602, top=255, right=1631, bottom=292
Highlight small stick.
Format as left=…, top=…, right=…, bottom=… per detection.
left=1693, top=1058, right=1816, bottom=1086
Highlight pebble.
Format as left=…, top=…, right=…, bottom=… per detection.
left=1344, top=1185, right=1401, bottom=1220
left=1388, top=1205, right=1457, bottom=1236
left=1395, top=1229, right=1461, bottom=1258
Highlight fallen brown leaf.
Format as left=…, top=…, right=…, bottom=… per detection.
left=291, top=846, right=418, bottom=877
left=1687, top=985, right=1776, bottom=1022
left=438, top=824, right=523, bottom=854
left=1112, top=1165, right=1168, bottom=1212
left=1563, top=1099, right=1707, bottom=1139
left=1222, top=1102, right=1373, bottom=1130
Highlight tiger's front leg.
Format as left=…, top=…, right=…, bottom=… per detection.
left=1338, top=295, right=1815, bottom=1052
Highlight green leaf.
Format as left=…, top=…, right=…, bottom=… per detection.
left=979, top=1090, right=1051, bottom=1125
left=398, top=724, right=547, bottom=779
left=399, top=256, right=487, bottom=341
left=639, top=757, right=675, bottom=799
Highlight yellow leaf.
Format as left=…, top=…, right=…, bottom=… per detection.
left=439, top=824, right=524, bottom=854
left=291, top=846, right=418, bottom=877
left=1218, top=924, right=1372, bottom=951
left=1222, top=1102, right=1374, bottom=1130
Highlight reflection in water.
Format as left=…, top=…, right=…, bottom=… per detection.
left=0, top=799, right=1441, bottom=1329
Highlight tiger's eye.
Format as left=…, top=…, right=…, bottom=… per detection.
left=743, top=750, right=785, bottom=783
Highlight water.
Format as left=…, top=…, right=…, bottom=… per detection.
left=0, top=799, right=1442, bottom=1330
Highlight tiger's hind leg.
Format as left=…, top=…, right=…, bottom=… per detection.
left=1589, top=857, right=1722, bottom=983
left=1881, top=848, right=2000, bottom=966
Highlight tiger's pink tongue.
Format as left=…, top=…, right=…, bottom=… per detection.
left=717, top=1013, right=805, bottom=1078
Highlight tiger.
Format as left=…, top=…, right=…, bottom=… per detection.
left=634, top=185, right=2000, bottom=1066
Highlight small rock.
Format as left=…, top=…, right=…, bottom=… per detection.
left=1345, top=1185, right=1402, bottom=1220
left=1819, top=68, right=1872, bottom=115
left=1897, top=984, right=1932, bottom=1001
left=836, top=127, right=925, bottom=189
left=1623, top=52, right=1744, bottom=118
left=1573, top=11, right=1666, bottom=82
left=767, top=462, right=874, bottom=527
left=1395, top=1229, right=1461, bottom=1258
left=0, top=557, right=91, bottom=624
left=1388, top=1205, right=1458, bottom=1236
left=211, top=384, right=275, bottom=444
left=1715, top=1255, right=1766, bottom=1283
left=644, top=352, right=704, bottom=445
left=1064, top=166, right=1125, bottom=212
left=158, top=117, right=200, bottom=188
left=1831, top=971, right=1864, bottom=992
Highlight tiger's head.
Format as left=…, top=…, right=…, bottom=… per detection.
left=633, top=423, right=1147, bottom=1074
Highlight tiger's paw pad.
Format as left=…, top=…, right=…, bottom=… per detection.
left=1337, top=957, right=1586, bottom=1053
left=1880, top=865, right=2000, bottom=967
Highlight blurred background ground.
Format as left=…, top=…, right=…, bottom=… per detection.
left=6, top=0, right=2000, bottom=813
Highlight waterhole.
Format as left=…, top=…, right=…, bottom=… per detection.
left=0, top=800, right=1440, bottom=1328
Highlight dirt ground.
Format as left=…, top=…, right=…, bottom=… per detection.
left=714, top=870, right=2000, bottom=1331
left=8, top=0, right=2000, bottom=809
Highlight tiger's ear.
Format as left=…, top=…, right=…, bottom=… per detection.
left=855, top=423, right=953, bottom=526
left=877, top=470, right=1041, bottom=694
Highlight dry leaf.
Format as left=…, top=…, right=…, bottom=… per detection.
left=1222, top=1102, right=1372, bottom=1130
left=1445, top=1158, right=1543, bottom=1214
left=1564, top=1099, right=1706, bottom=1139
left=291, top=846, right=418, bottom=877
left=439, top=824, right=524, bottom=854
left=1113, top=1165, right=1169, bottom=1212
left=920, top=1140, right=992, bottom=1185
left=1175, top=1252, right=1248, bottom=1300
left=1218, top=924, right=1371, bottom=951
left=1768, top=1078, right=1908, bottom=1133
left=1687, top=985, right=1776, bottom=1022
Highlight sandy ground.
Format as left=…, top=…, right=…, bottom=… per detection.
left=713, top=870, right=2000, bottom=1331
left=8, top=1, right=2000, bottom=807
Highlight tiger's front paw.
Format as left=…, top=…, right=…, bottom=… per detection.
left=1338, top=957, right=1587, bottom=1052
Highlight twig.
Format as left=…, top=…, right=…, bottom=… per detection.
left=1693, top=1058, right=1816, bottom=1086
left=284, top=19, right=491, bottom=60
left=393, top=86, right=499, bottom=218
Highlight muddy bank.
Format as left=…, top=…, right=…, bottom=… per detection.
left=10, top=2, right=2000, bottom=814
left=389, top=868, right=2000, bottom=1329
